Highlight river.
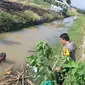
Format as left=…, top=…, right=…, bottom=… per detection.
left=0, top=16, right=76, bottom=73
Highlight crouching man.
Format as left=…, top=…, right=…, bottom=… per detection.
left=55, top=33, right=77, bottom=85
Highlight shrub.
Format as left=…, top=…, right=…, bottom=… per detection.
left=27, top=39, right=85, bottom=85
left=0, top=11, right=14, bottom=32
left=43, top=13, right=53, bottom=20
left=0, top=10, right=41, bottom=32
left=32, top=0, right=45, bottom=4
left=0, top=11, right=24, bottom=32
left=68, top=10, right=76, bottom=16
left=23, top=10, right=41, bottom=22
left=28, top=40, right=56, bottom=85
left=77, top=9, right=85, bottom=14
left=32, top=0, right=51, bottom=8
left=63, top=61, right=85, bottom=85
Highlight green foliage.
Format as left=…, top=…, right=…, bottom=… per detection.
left=0, top=10, right=55, bottom=32
left=32, top=0, right=54, bottom=4
left=43, top=13, right=53, bottom=20
left=63, top=61, right=85, bottom=85
left=0, top=11, right=21, bottom=32
left=68, top=10, right=76, bottom=16
left=32, top=0, right=55, bottom=4
left=77, top=9, right=85, bottom=14
left=32, top=0, right=51, bottom=8
left=28, top=40, right=57, bottom=85
left=28, top=40, right=85, bottom=85
left=0, top=9, right=62, bottom=32
left=28, top=37, right=85, bottom=85
left=0, top=11, right=13, bottom=32
left=0, top=11, right=27, bottom=32
left=44, top=0, right=55, bottom=4
left=68, top=16, right=85, bottom=58
left=32, top=0, right=45, bottom=4
left=0, top=0, right=64, bottom=33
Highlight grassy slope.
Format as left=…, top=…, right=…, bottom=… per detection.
left=32, top=0, right=51, bottom=8
left=69, top=15, right=85, bottom=59
left=53, top=15, right=85, bottom=60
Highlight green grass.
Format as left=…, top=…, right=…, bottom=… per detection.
left=69, top=16, right=85, bottom=42
left=77, top=8, right=85, bottom=14
left=32, top=0, right=51, bottom=8
left=68, top=10, right=77, bottom=16
left=38, top=2, right=51, bottom=9
left=68, top=15, right=85, bottom=59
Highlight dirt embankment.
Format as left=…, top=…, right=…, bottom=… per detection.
left=0, top=1, right=63, bottom=33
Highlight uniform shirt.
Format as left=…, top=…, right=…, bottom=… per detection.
left=63, top=41, right=77, bottom=61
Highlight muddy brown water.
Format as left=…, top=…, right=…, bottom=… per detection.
left=0, top=17, right=76, bottom=73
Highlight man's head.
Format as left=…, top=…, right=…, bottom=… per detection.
left=60, top=33, right=70, bottom=45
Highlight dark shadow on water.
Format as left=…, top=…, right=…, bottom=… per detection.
left=0, top=39, right=21, bottom=45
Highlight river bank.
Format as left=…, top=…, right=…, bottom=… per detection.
left=53, top=15, right=85, bottom=60
left=0, top=1, right=64, bottom=33
left=69, top=15, right=85, bottom=60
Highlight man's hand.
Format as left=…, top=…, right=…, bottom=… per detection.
left=56, top=67, right=61, bottom=72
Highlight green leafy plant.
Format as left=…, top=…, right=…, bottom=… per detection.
left=63, top=61, right=85, bottom=85
left=0, top=11, right=14, bottom=32
left=27, top=40, right=72, bottom=85
left=0, top=11, right=24, bottom=32
left=23, top=10, right=41, bottom=22
left=77, top=9, right=85, bottom=14
left=28, top=40, right=57, bottom=85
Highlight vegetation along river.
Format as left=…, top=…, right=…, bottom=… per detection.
left=0, top=16, right=76, bottom=73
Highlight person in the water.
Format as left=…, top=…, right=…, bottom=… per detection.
left=0, top=53, right=6, bottom=62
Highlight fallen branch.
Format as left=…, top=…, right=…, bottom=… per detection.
left=26, top=79, right=34, bottom=85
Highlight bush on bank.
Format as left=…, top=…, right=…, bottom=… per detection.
left=0, top=9, right=63, bottom=33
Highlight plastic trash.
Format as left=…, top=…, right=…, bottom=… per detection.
left=33, top=66, right=38, bottom=73
left=44, top=81, right=52, bottom=85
